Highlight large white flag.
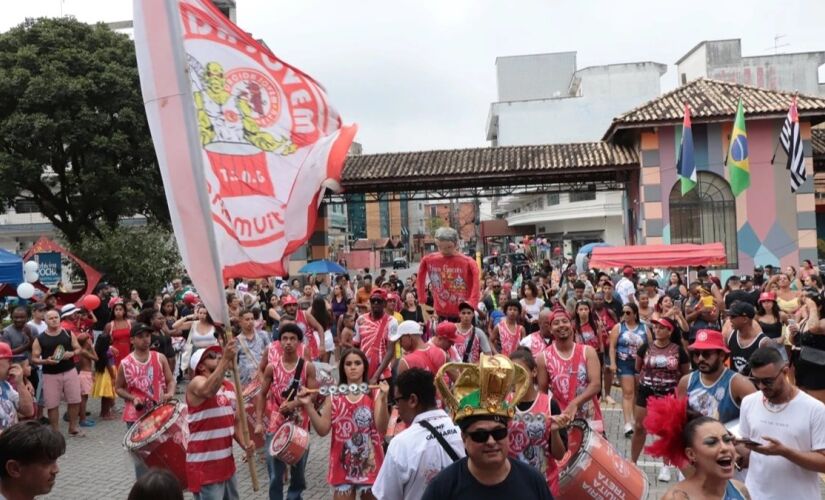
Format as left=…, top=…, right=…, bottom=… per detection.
left=133, top=0, right=357, bottom=319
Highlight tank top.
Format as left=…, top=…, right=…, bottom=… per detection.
left=756, top=319, right=782, bottom=340
left=727, top=330, right=768, bottom=375
left=497, top=320, right=521, bottom=356
left=617, top=322, right=647, bottom=362
left=508, top=392, right=561, bottom=497
left=725, top=480, right=747, bottom=500
left=189, top=323, right=218, bottom=349
left=328, top=393, right=385, bottom=486
left=121, top=351, right=167, bottom=423
left=109, top=321, right=132, bottom=367
left=525, top=332, right=551, bottom=358
left=686, top=369, right=739, bottom=423
left=37, top=330, right=75, bottom=375
left=186, top=380, right=236, bottom=493
left=776, top=295, right=800, bottom=315
left=543, top=343, right=603, bottom=433
left=356, top=314, right=391, bottom=380
left=638, top=342, right=683, bottom=393
left=295, top=310, right=319, bottom=361
left=402, top=345, right=446, bottom=374
left=454, top=325, right=483, bottom=363
left=575, top=323, right=600, bottom=352
left=265, top=357, right=308, bottom=433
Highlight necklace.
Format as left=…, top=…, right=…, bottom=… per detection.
left=762, top=387, right=797, bottom=413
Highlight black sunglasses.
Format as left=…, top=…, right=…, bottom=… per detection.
left=622, top=310, right=633, bottom=316
left=690, top=350, right=716, bottom=360
left=748, top=370, right=784, bottom=388
left=467, top=426, right=508, bottom=443
left=370, top=298, right=385, bottom=304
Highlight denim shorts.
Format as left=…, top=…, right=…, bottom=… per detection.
left=615, top=358, right=636, bottom=377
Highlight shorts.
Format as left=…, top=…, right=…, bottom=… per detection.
left=78, top=371, right=93, bottom=396
left=333, top=484, right=372, bottom=495
left=42, top=370, right=82, bottom=409
left=635, top=385, right=673, bottom=408
left=615, top=358, right=636, bottom=377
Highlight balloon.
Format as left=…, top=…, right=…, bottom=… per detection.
left=83, top=294, right=101, bottom=311
left=24, top=270, right=39, bottom=283
left=32, top=290, right=46, bottom=301
left=16, top=283, right=34, bottom=300
left=23, top=261, right=38, bottom=273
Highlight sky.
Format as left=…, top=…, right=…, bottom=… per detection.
left=3, top=0, right=825, bottom=155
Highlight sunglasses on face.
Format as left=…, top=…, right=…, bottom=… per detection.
left=370, top=298, right=385, bottom=304
left=749, top=370, right=784, bottom=388
left=467, top=426, right=508, bottom=443
left=622, top=310, right=633, bottom=316
left=691, top=351, right=716, bottom=360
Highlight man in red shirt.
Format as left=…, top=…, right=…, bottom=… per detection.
left=416, top=227, right=480, bottom=322
left=395, top=321, right=448, bottom=376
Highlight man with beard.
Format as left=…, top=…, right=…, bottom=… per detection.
left=723, top=302, right=770, bottom=376
left=738, top=347, right=825, bottom=499
left=676, top=329, right=755, bottom=425
left=357, top=289, right=398, bottom=384
left=536, top=309, right=603, bottom=433
left=519, top=309, right=553, bottom=357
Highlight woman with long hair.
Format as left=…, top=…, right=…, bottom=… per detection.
left=653, top=295, right=690, bottom=351
left=298, top=348, right=389, bottom=499
left=92, top=329, right=118, bottom=420
left=644, top=396, right=748, bottom=499
left=174, top=304, right=223, bottom=369
left=800, top=259, right=819, bottom=281
left=637, top=292, right=655, bottom=324
left=665, top=272, right=688, bottom=301
left=788, top=291, right=825, bottom=405
left=520, top=280, right=545, bottom=335
left=105, top=302, right=133, bottom=367
left=754, top=292, right=786, bottom=341
left=609, top=302, right=650, bottom=437
left=399, top=291, right=424, bottom=326
left=311, top=297, right=333, bottom=363
left=771, top=273, right=801, bottom=316
left=572, top=300, right=602, bottom=355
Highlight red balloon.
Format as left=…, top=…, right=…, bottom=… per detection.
left=83, top=294, right=101, bottom=310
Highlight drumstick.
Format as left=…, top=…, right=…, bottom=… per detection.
left=305, top=384, right=380, bottom=393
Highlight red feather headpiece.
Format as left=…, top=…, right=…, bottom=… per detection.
left=643, top=394, right=689, bottom=467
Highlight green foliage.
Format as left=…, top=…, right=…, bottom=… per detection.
left=0, top=17, right=168, bottom=244
left=426, top=216, right=446, bottom=236
left=69, top=224, right=182, bottom=298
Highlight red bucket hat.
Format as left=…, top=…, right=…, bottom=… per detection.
left=688, top=329, right=729, bottom=353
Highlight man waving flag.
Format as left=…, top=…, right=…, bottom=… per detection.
left=727, top=98, right=750, bottom=196
left=780, top=96, right=805, bottom=192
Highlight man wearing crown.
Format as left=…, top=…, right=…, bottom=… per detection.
left=422, top=355, right=553, bottom=499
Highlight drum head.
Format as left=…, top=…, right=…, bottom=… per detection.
left=123, top=402, right=181, bottom=449
left=269, top=423, right=293, bottom=456
left=557, top=419, right=589, bottom=473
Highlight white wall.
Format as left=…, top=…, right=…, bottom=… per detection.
left=495, top=52, right=577, bottom=102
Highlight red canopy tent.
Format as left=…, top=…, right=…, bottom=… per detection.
left=0, top=237, right=102, bottom=304
left=588, top=243, right=727, bottom=269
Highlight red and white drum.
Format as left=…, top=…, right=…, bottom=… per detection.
left=242, top=380, right=265, bottom=449
left=558, top=419, right=649, bottom=499
left=268, top=422, right=309, bottom=465
left=123, top=401, right=189, bottom=490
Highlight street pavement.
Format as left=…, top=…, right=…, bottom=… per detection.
left=45, top=387, right=685, bottom=499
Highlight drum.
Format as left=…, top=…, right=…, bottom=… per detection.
left=123, top=401, right=189, bottom=490
left=242, top=380, right=265, bottom=449
left=268, top=422, right=309, bottom=465
left=558, top=419, right=649, bottom=499
left=385, top=406, right=407, bottom=441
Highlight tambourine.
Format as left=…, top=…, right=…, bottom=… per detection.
left=309, top=383, right=379, bottom=396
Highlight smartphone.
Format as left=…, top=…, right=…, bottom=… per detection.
left=736, top=438, right=762, bottom=447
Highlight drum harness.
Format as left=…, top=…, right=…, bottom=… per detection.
left=418, top=420, right=460, bottom=462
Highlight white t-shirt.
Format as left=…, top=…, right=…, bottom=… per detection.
left=323, top=329, right=334, bottom=353
left=519, top=298, right=545, bottom=322
left=616, top=277, right=636, bottom=305
left=372, top=409, right=465, bottom=500
left=739, top=389, right=825, bottom=500
left=27, top=320, right=46, bottom=335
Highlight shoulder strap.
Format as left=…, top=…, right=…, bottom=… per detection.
left=462, top=328, right=477, bottom=363
left=418, top=419, right=460, bottom=462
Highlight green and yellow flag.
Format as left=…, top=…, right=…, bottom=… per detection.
left=727, top=98, right=749, bottom=196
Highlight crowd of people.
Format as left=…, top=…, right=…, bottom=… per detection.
left=0, top=227, right=824, bottom=499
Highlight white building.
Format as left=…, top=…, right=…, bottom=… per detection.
left=486, top=52, right=666, bottom=253
left=677, top=39, right=825, bottom=95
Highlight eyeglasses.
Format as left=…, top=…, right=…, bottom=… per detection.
left=622, top=310, right=633, bottom=316
left=394, top=394, right=410, bottom=401
left=370, top=299, right=385, bottom=304
left=690, top=351, right=716, bottom=360
left=748, top=370, right=784, bottom=388
left=467, top=426, right=508, bottom=443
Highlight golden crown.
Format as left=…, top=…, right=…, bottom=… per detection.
left=434, top=354, right=531, bottom=422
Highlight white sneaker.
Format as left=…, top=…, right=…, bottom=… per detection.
left=657, top=466, right=672, bottom=482
left=624, top=423, right=634, bottom=437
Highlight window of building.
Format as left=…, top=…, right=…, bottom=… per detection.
left=569, top=191, right=596, bottom=202
left=669, top=172, right=738, bottom=267
left=546, top=193, right=560, bottom=206
left=13, top=199, right=39, bottom=214
left=379, top=198, right=390, bottom=238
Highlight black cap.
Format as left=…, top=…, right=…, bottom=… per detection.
left=740, top=275, right=752, bottom=282
left=130, top=322, right=153, bottom=337
left=754, top=266, right=764, bottom=272
left=728, top=301, right=756, bottom=319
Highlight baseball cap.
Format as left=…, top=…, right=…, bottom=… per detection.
left=650, top=317, right=675, bottom=331
left=60, top=304, right=78, bottom=318
left=688, top=329, right=729, bottom=353
left=0, top=343, right=12, bottom=361
left=435, top=321, right=459, bottom=344
left=728, top=301, right=756, bottom=319
left=370, top=289, right=388, bottom=301
left=623, top=265, right=635, bottom=276
left=189, top=345, right=222, bottom=373
left=281, top=295, right=297, bottom=306
left=458, top=301, right=475, bottom=312
left=758, top=292, right=776, bottom=303
left=130, top=322, right=154, bottom=337
left=389, top=320, right=422, bottom=342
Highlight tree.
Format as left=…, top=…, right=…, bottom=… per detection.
left=69, top=224, right=182, bottom=299
left=427, top=216, right=447, bottom=236
left=0, top=18, right=169, bottom=245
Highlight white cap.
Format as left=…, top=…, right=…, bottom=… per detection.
left=189, top=345, right=222, bottom=373
left=389, top=320, right=422, bottom=342
left=60, top=304, right=78, bottom=318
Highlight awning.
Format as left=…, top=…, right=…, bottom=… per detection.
left=588, top=242, right=726, bottom=269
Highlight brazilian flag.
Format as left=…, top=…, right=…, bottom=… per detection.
left=727, top=99, right=749, bottom=196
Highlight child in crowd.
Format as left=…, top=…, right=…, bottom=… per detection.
left=92, top=332, right=117, bottom=420
left=77, top=333, right=98, bottom=428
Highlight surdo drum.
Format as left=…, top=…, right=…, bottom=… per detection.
left=268, top=422, right=309, bottom=465
left=123, top=401, right=189, bottom=490
left=558, top=419, right=649, bottom=499
left=242, top=380, right=265, bottom=449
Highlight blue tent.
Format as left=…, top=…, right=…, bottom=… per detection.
left=0, top=249, right=23, bottom=285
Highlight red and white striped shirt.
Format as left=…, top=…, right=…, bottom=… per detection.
left=186, top=380, right=237, bottom=493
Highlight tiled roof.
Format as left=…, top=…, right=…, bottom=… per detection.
left=813, top=126, right=825, bottom=159
left=605, top=78, right=825, bottom=139
left=341, top=142, right=638, bottom=189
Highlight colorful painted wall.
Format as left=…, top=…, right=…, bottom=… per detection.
left=636, top=118, right=816, bottom=273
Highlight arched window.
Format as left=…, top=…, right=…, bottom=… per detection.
left=669, top=172, right=738, bottom=267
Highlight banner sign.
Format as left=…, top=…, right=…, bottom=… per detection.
left=37, top=252, right=62, bottom=286
left=133, top=0, right=356, bottom=319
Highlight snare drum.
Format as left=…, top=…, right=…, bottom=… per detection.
left=558, top=419, right=649, bottom=499
left=123, top=401, right=189, bottom=490
left=242, top=380, right=265, bottom=449
left=268, top=422, right=309, bottom=465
